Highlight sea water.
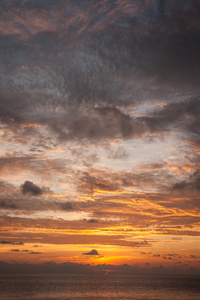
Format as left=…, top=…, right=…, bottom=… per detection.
left=0, top=274, right=199, bottom=299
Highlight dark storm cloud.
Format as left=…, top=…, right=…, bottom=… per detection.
left=21, top=181, right=43, bottom=195
left=83, top=249, right=100, bottom=256
left=0, top=0, right=200, bottom=142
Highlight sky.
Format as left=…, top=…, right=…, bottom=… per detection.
left=0, top=0, right=200, bottom=274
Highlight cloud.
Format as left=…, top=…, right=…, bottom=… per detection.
left=0, top=241, right=12, bottom=244
left=0, top=241, right=24, bottom=245
left=45, top=106, right=147, bottom=142
left=77, top=168, right=172, bottom=197
left=0, top=0, right=200, bottom=145
left=83, top=249, right=100, bottom=256
left=108, top=146, right=129, bottom=160
left=87, top=219, right=98, bottom=223
left=163, top=255, right=173, bottom=260
left=78, top=172, right=122, bottom=195
left=190, top=255, right=200, bottom=259
left=0, top=201, right=18, bottom=209
left=60, top=202, right=74, bottom=211
left=11, top=249, right=38, bottom=253
left=167, top=254, right=179, bottom=257
left=0, top=260, right=199, bottom=276
left=0, top=179, right=63, bottom=213
left=0, top=0, right=200, bottom=268
left=13, top=242, right=24, bottom=245
left=172, top=170, right=200, bottom=194
left=0, top=155, right=67, bottom=178
left=139, top=97, right=200, bottom=138
left=21, top=181, right=43, bottom=195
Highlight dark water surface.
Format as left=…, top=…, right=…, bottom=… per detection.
left=0, top=274, right=199, bottom=299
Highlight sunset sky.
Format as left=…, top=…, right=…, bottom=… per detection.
left=0, top=0, right=200, bottom=274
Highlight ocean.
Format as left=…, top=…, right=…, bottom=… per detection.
left=0, top=274, right=199, bottom=299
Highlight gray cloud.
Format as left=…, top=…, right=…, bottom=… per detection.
left=172, top=170, right=200, bottom=194
left=0, top=155, right=68, bottom=181
left=13, top=242, right=24, bottom=245
left=78, top=172, right=121, bottom=195
left=0, top=0, right=199, bottom=144
left=0, top=241, right=24, bottom=245
left=83, top=249, right=100, bottom=256
left=78, top=168, right=173, bottom=196
left=0, top=260, right=199, bottom=275
left=0, top=201, right=18, bottom=210
left=190, top=255, right=200, bottom=258
left=0, top=241, right=12, bottom=244
left=60, top=202, right=74, bottom=211
left=21, top=181, right=43, bottom=195
left=108, top=146, right=129, bottom=160
left=45, top=106, right=147, bottom=142
left=139, top=97, right=200, bottom=136
left=87, top=219, right=98, bottom=223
